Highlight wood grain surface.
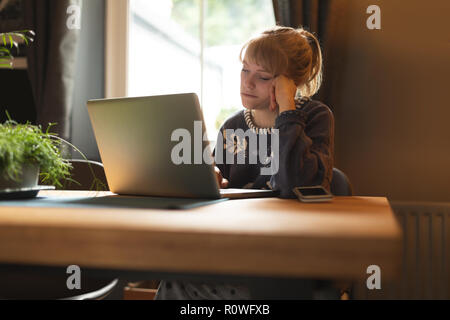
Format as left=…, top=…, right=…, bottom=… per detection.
left=0, top=191, right=402, bottom=280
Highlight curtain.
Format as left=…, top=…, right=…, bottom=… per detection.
left=23, top=0, right=82, bottom=141
left=272, top=0, right=346, bottom=104
left=272, top=0, right=330, bottom=44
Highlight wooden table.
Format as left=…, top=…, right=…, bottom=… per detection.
left=0, top=191, right=402, bottom=282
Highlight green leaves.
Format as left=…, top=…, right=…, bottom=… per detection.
left=8, top=30, right=35, bottom=46
left=1, top=33, right=16, bottom=49
left=0, top=62, right=12, bottom=69
left=0, top=115, right=108, bottom=191
left=0, top=118, right=72, bottom=187
left=0, top=29, right=107, bottom=191
left=0, top=30, right=35, bottom=68
left=0, top=46, right=13, bottom=69
left=0, top=30, right=34, bottom=49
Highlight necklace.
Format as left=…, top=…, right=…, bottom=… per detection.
left=244, top=97, right=311, bottom=135
left=244, top=109, right=273, bottom=135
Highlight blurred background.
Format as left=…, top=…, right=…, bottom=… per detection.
left=0, top=0, right=449, bottom=301
left=0, top=0, right=449, bottom=202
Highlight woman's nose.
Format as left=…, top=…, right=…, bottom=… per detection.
left=244, top=75, right=255, bottom=89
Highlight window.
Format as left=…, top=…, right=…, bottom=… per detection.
left=127, top=0, right=275, bottom=140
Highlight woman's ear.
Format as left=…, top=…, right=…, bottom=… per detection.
left=270, top=83, right=277, bottom=112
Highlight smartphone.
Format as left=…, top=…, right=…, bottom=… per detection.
left=292, top=185, right=333, bottom=203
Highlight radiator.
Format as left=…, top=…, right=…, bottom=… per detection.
left=353, top=201, right=450, bottom=300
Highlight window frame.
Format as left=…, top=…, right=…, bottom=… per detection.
left=105, top=0, right=129, bottom=98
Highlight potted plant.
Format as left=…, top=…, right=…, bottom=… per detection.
left=0, top=30, right=106, bottom=197
left=0, top=115, right=72, bottom=191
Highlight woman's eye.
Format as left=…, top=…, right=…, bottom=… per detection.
left=241, top=68, right=271, bottom=80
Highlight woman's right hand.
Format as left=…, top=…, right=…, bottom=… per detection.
left=214, top=166, right=229, bottom=188
left=270, top=75, right=297, bottom=113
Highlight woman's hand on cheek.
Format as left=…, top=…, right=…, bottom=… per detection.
left=272, top=75, right=297, bottom=114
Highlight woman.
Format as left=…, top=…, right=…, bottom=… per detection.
left=156, top=26, right=335, bottom=300
left=214, top=25, right=334, bottom=199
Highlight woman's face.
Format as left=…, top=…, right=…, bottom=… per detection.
left=240, top=59, right=274, bottom=110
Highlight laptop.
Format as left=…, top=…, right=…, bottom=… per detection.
left=86, top=93, right=278, bottom=199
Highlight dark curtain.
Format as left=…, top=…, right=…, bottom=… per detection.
left=272, top=0, right=346, bottom=105
left=272, top=0, right=330, bottom=44
left=23, top=0, right=82, bottom=141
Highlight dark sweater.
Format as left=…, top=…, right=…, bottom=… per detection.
left=214, top=98, right=335, bottom=198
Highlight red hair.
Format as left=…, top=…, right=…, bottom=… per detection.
left=240, top=26, right=323, bottom=98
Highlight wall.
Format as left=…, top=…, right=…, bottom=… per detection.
left=70, top=0, right=105, bottom=161
left=324, top=0, right=450, bottom=202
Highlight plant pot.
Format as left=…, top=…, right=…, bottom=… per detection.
left=0, top=164, right=40, bottom=190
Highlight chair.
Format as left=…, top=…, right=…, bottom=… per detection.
left=330, top=167, right=354, bottom=299
left=123, top=280, right=160, bottom=300
left=292, top=168, right=354, bottom=300
left=60, top=159, right=117, bottom=299
left=330, top=167, right=353, bottom=196
left=60, top=160, right=155, bottom=300
left=58, top=159, right=109, bottom=191
left=0, top=159, right=118, bottom=300
left=0, top=270, right=119, bottom=300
